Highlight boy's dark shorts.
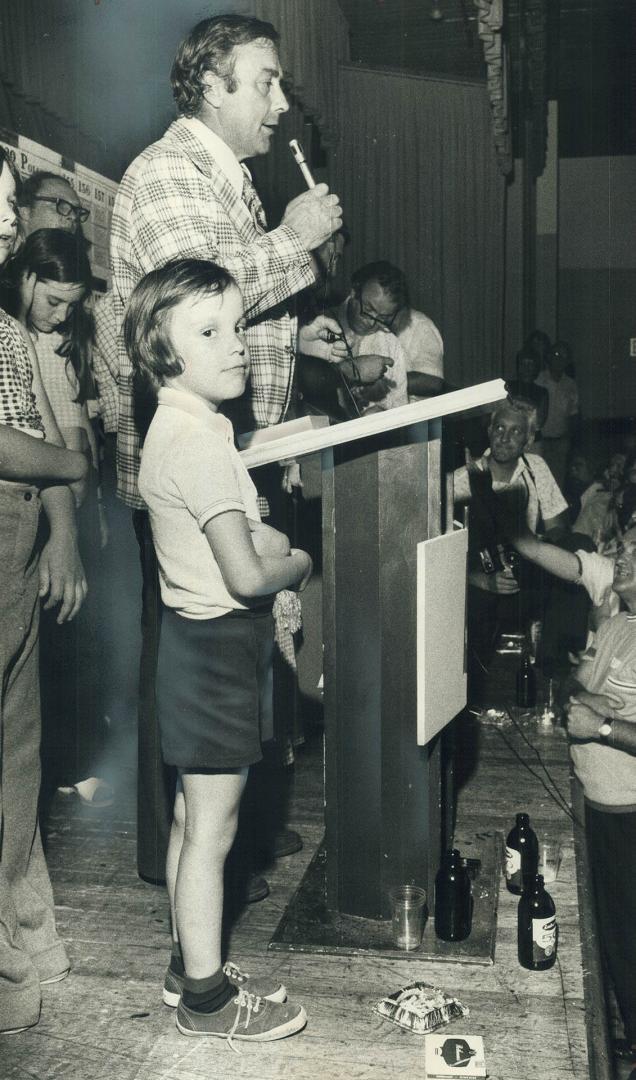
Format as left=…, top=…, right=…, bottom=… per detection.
left=156, top=605, right=274, bottom=770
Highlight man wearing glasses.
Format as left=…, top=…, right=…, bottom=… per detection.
left=330, top=261, right=409, bottom=413
left=17, top=171, right=90, bottom=237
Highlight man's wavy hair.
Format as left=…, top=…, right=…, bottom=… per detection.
left=171, top=14, right=279, bottom=118
left=124, top=258, right=237, bottom=401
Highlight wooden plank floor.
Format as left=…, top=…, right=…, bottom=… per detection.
left=3, top=688, right=593, bottom=1080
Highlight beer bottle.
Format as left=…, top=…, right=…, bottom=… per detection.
left=505, top=812, right=538, bottom=894
left=518, top=874, right=558, bottom=970
left=516, top=649, right=537, bottom=709
left=434, top=849, right=473, bottom=942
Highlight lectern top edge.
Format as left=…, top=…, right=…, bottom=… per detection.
left=239, top=378, right=507, bottom=469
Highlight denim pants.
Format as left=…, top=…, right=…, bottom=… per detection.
left=0, top=483, right=69, bottom=1031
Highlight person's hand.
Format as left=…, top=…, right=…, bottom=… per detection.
left=356, top=375, right=394, bottom=403
left=281, top=184, right=343, bottom=252
left=248, top=518, right=291, bottom=557
left=290, top=548, right=313, bottom=591
left=298, top=315, right=349, bottom=362
left=568, top=690, right=624, bottom=720
left=354, top=353, right=394, bottom=384
left=39, top=533, right=87, bottom=623
left=17, top=270, right=37, bottom=325
left=485, top=568, right=519, bottom=594
left=280, top=460, right=302, bottom=494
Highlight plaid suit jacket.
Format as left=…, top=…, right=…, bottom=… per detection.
left=110, top=118, right=315, bottom=508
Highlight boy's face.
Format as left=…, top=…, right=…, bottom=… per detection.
left=166, top=284, right=249, bottom=409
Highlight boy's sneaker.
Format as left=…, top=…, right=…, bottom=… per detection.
left=163, top=960, right=287, bottom=1008
left=176, top=988, right=306, bottom=1045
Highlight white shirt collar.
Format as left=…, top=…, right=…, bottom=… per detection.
left=157, top=386, right=233, bottom=438
left=180, top=117, right=246, bottom=198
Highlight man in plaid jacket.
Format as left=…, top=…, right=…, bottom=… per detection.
left=110, top=13, right=342, bottom=883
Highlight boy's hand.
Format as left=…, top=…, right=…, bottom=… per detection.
left=248, top=519, right=291, bottom=557
left=39, top=533, right=87, bottom=623
left=290, top=548, right=313, bottom=592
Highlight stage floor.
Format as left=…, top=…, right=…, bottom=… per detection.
left=3, top=665, right=599, bottom=1080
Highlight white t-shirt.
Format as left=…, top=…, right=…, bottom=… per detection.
left=396, top=308, right=444, bottom=400
left=534, top=371, right=579, bottom=438
left=453, top=451, right=568, bottom=534
left=139, top=386, right=261, bottom=620
left=571, top=612, right=636, bottom=810
left=334, top=301, right=408, bottom=411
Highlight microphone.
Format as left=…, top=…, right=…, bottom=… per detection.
left=289, top=139, right=316, bottom=189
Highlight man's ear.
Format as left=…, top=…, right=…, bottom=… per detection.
left=201, top=70, right=225, bottom=108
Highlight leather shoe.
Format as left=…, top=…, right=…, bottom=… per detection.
left=247, top=873, right=270, bottom=903
left=272, top=829, right=303, bottom=858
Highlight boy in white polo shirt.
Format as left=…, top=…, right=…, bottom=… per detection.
left=124, top=259, right=311, bottom=1044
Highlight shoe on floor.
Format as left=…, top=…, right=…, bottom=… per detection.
left=163, top=959, right=287, bottom=1008
left=247, top=873, right=269, bottom=903
left=272, top=829, right=303, bottom=859
left=176, top=988, right=307, bottom=1045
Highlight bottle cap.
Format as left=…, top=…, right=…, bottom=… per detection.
left=517, top=812, right=530, bottom=826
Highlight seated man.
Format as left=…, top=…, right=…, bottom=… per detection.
left=453, top=398, right=586, bottom=699
left=296, top=261, right=408, bottom=417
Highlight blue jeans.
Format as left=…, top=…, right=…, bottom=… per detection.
left=0, top=483, right=69, bottom=1031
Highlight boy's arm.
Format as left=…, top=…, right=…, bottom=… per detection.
left=204, top=510, right=311, bottom=600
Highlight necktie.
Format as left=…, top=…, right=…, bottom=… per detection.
left=241, top=169, right=267, bottom=233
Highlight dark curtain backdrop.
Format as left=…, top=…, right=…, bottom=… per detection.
left=332, top=65, right=506, bottom=389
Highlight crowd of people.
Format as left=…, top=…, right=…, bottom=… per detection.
left=0, top=8, right=633, bottom=1070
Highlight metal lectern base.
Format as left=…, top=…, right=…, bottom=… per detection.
left=268, top=833, right=500, bottom=965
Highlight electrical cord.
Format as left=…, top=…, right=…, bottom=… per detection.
left=493, top=724, right=584, bottom=830
left=504, top=706, right=578, bottom=823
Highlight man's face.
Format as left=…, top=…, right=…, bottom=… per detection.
left=488, top=409, right=530, bottom=465
left=613, top=527, right=636, bottom=598
left=210, top=39, right=289, bottom=160
left=20, top=177, right=86, bottom=236
left=348, top=281, right=403, bottom=337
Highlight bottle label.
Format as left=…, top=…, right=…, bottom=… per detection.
left=505, top=846, right=522, bottom=888
left=532, top=915, right=557, bottom=961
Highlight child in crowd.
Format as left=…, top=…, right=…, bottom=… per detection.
left=6, top=228, right=111, bottom=807
left=124, top=258, right=312, bottom=1044
left=0, top=148, right=88, bottom=1035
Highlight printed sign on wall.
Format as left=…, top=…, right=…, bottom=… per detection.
left=0, top=128, right=118, bottom=289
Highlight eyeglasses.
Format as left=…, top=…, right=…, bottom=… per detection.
left=356, top=294, right=402, bottom=332
left=32, top=195, right=90, bottom=223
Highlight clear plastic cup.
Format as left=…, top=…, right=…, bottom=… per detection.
left=389, top=885, right=427, bottom=950
left=537, top=838, right=562, bottom=883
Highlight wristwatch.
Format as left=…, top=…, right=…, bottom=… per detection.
left=598, top=719, right=613, bottom=744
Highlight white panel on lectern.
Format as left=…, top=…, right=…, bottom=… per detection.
left=417, top=527, right=468, bottom=745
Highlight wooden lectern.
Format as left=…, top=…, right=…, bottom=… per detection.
left=240, top=381, right=506, bottom=930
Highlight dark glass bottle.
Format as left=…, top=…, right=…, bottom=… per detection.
left=434, top=849, right=473, bottom=941
left=516, top=650, right=537, bottom=708
left=505, top=812, right=539, bottom=894
left=517, top=874, right=558, bottom=970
